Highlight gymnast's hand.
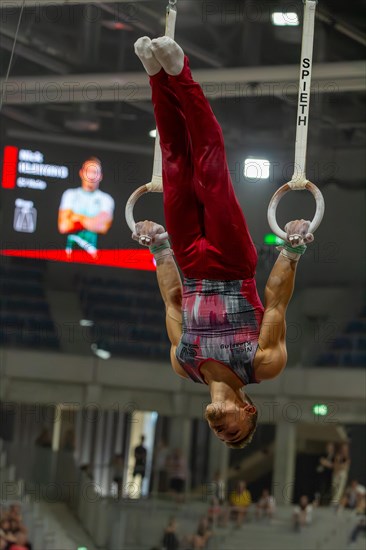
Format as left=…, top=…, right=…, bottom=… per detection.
left=132, top=220, right=167, bottom=247
left=285, top=219, right=314, bottom=247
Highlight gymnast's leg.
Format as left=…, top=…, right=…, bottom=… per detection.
left=151, top=37, right=258, bottom=281
left=134, top=37, right=204, bottom=277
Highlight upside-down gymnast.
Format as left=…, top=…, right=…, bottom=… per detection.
left=133, top=36, right=314, bottom=448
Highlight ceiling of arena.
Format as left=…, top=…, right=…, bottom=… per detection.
left=0, top=0, right=365, bottom=287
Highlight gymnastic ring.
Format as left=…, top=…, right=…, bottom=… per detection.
left=125, top=183, right=169, bottom=246
left=267, top=181, right=325, bottom=242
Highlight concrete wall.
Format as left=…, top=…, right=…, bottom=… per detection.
left=1, top=347, right=365, bottom=424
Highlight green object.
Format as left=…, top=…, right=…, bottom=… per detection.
left=77, top=547, right=88, bottom=550
left=278, top=240, right=307, bottom=255
left=149, top=240, right=170, bottom=255
left=312, top=404, right=328, bottom=416
left=66, top=230, right=97, bottom=250
left=264, top=233, right=283, bottom=245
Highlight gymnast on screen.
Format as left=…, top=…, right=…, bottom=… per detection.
left=58, top=157, right=115, bottom=256
left=132, top=37, right=314, bottom=449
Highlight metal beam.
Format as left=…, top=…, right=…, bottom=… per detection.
left=316, top=7, right=366, bottom=48
left=1, top=0, right=144, bottom=6
left=6, top=128, right=153, bottom=155
left=133, top=4, right=223, bottom=67
left=0, top=33, right=71, bottom=73
left=1, top=61, right=365, bottom=105
left=1, top=106, right=62, bottom=132
left=98, top=3, right=222, bottom=68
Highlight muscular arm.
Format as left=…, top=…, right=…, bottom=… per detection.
left=254, top=220, right=314, bottom=380
left=133, top=220, right=188, bottom=378
left=253, top=253, right=297, bottom=380
left=155, top=253, right=188, bottom=378
left=77, top=211, right=113, bottom=234
left=58, top=210, right=113, bottom=234
left=254, top=219, right=313, bottom=380
left=58, top=209, right=80, bottom=233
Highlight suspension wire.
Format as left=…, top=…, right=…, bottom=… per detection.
left=0, top=0, right=26, bottom=112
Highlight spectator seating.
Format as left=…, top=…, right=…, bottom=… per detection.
left=316, top=306, right=366, bottom=368
left=0, top=265, right=60, bottom=350
left=79, top=276, right=170, bottom=360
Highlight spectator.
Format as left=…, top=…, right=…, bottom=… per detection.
left=210, top=470, right=226, bottom=505
left=186, top=517, right=212, bottom=550
left=332, top=442, right=351, bottom=506
left=7, top=506, right=22, bottom=524
left=341, top=480, right=366, bottom=513
left=0, top=519, right=16, bottom=544
left=167, top=449, right=188, bottom=503
left=207, top=496, right=224, bottom=528
left=349, top=511, right=366, bottom=545
left=256, top=488, right=276, bottom=521
left=316, top=442, right=335, bottom=505
left=0, top=506, right=30, bottom=550
left=229, top=481, right=252, bottom=528
left=293, top=495, right=313, bottom=530
left=6, top=530, right=32, bottom=550
left=162, top=517, right=180, bottom=550
left=8, top=521, right=20, bottom=536
left=111, top=454, right=124, bottom=499
left=133, top=435, right=147, bottom=487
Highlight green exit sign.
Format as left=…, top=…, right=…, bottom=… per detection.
left=264, top=233, right=283, bottom=246
left=312, top=404, right=328, bottom=416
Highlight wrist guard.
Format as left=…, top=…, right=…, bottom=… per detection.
left=149, top=240, right=173, bottom=261
left=276, top=241, right=307, bottom=262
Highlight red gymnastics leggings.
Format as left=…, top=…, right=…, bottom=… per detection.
left=150, top=56, right=258, bottom=281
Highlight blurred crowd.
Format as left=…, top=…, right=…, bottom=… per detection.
left=42, top=429, right=363, bottom=549
left=0, top=504, right=32, bottom=550
left=152, top=483, right=278, bottom=549
left=149, top=438, right=365, bottom=549
left=315, top=441, right=365, bottom=512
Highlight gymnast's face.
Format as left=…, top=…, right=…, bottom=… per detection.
left=205, top=400, right=256, bottom=445
left=80, top=160, right=103, bottom=192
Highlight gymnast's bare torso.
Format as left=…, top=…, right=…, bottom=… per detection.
left=132, top=36, right=314, bottom=448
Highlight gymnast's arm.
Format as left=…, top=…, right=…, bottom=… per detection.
left=253, top=253, right=295, bottom=380
left=133, top=220, right=188, bottom=378
left=154, top=253, right=189, bottom=378
left=253, top=219, right=313, bottom=381
left=58, top=210, right=113, bottom=234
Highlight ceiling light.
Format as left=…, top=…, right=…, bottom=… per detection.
left=91, top=343, right=111, bottom=360
left=271, top=12, right=299, bottom=26
left=244, top=159, right=270, bottom=180
left=149, top=129, right=157, bottom=138
left=80, top=319, right=94, bottom=327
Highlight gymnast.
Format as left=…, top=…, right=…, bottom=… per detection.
left=132, top=36, right=314, bottom=448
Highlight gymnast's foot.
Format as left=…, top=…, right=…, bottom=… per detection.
left=134, top=36, right=162, bottom=76
left=150, top=36, right=184, bottom=76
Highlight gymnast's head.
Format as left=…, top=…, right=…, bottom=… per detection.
left=204, top=394, right=258, bottom=449
left=80, top=156, right=103, bottom=192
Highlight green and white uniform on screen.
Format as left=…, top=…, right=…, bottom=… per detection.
left=60, top=187, right=115, bottom=254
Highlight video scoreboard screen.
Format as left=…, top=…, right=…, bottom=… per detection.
left=0, top=142, right=156, bottom=270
